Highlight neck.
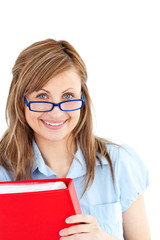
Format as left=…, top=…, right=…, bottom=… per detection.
left=34, top=136, right=76, bottom=177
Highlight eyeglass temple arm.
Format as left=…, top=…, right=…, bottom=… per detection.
left=24, top=97, right=29, bottom=106
left=82, top=90, right=85, bottom=103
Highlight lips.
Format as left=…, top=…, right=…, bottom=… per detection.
left=41, top=119, right=68, bottom=129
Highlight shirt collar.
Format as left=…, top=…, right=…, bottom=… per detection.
left=32, top=140, right=109, bottom=178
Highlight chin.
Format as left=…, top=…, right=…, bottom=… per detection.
left=35, top=132, right=70, bottom=144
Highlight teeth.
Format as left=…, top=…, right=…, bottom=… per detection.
left=43, top=120, right=64, bottom=126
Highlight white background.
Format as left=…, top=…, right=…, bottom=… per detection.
left=0, top=0, right=159, bottom=238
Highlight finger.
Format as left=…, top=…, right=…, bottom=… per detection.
left=65, top=214, right=97, bottom=224
left=59, top=223, right=91, bottom=237
left=60, top=232, right=90, bottom=240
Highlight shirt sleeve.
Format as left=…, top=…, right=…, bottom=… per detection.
left=0, top=166, right=12, bottom=181
left=115, top=144, right=149, bottom=212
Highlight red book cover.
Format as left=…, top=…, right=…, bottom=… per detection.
left=0, top=178, right=81, bottom=240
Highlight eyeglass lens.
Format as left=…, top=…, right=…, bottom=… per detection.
left=30, top=100, right=83, bottom=111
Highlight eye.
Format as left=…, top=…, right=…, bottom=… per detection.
left=63, top=93, right=73, bottom=100
left=37, top=93, right=47, bottom=99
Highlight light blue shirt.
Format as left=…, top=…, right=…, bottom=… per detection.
left=0, top=142, right=149, bottom=240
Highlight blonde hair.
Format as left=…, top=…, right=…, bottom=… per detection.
left=0, top=39, right=115, bottom=195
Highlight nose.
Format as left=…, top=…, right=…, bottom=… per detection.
left=47, top=105, right=64, bottom=118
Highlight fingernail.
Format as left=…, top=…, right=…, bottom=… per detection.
left=59, top=230, right=64, bottom=236
left=65, top=218, right=70, bottom=223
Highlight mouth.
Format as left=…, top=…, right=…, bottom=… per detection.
left=40, top=119, right=68, bottom=129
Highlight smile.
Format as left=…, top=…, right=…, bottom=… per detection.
left=41, top=119, right=68, bottom=130
left=42, top=120, right=65, bottom=126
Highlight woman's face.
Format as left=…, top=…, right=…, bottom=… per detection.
left=24, top=68, right=82, bottom=145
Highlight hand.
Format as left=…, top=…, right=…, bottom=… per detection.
left=59, top=214, right=117, bottom=240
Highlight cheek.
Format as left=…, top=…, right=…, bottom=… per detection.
left=25, top=108, right=38, bottom=128
left=69, top=111, right=81, bottom=125
left=24, top=108, right=31, bottom=126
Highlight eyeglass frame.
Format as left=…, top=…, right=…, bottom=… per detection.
left=24, top=90, right=85, bottom=112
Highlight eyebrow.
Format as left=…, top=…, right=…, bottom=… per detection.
left=38, top=88, right=76, bottom=94
left=62, top=88, right=76, bottom=93
left=40, top=88, right=50, bottom=93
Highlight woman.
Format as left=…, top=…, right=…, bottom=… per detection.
left=0, top=39, right=151, bottom=240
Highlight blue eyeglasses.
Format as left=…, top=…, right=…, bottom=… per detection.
left=24, top=91, right=85, bottom=112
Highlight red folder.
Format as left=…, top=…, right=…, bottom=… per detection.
left=0, top=178, right=81, bottom=240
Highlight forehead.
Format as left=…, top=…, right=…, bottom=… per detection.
left=40, top=69, right=81, bottom=91
left=25, top=68, right=82, bottom=96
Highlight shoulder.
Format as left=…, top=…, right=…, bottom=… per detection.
left=105, top=143, right=148, bottom=171
left=0, top=165, right=12, bottom=181
left=105, top=143, right=149, bottom=186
